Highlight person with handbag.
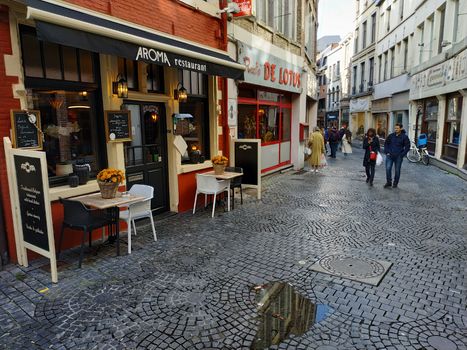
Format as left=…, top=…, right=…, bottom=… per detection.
left=307, top=126, right=325, bottom=173
left=363, top=128, right=380, bottom=186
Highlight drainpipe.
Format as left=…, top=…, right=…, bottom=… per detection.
left=221, top=1, right=230, bottom=159
left=0, top=187, right=8, bottom=269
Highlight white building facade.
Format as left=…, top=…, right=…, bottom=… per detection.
left=408, top=0, right=467, bottom=171
left=227, top=1, right=318, bottom=173
left=350, top=0, right=378, bottom=138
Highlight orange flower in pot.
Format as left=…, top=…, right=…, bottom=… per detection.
left=96, top=168, right=125, bottom=198
left=211, top=155, right=228, bottom=175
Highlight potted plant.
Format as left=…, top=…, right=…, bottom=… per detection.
left=211, top=155, right=228, bottom=175
left=96, top=168, right=125, bottom=199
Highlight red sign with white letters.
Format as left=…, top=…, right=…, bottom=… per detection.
left=233, top=0, right=254, bottom=17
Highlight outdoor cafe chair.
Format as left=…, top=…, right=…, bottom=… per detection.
left=225, top=166, right=243, bottom=209
left=58, top=198, right=114, bottom=268
left=193, top=174, right=230, bottom=218
left=119, top=184, right=157, bottom=254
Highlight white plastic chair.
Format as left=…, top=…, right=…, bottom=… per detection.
left=192, top=174, right=230, bottom=218
left=119, top=184, right=157, bottom=254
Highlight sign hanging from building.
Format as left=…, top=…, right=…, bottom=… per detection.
left=238, top=41, right=302, bottom=94
left=232, top=0, right=255, bottom=17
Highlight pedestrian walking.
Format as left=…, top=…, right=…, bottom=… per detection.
left=383, top=123, right=410, bottom=188
left=307, top=127, right=325, bottom=173
left=363, top=128, right=380, bottom=186
left=342, top=129, right=353, bottom=156
left=328, top=127, right=339, bottom=158
left=321, top=127, right=329, bottom=155
left=338, top=122, right=348, bottom=151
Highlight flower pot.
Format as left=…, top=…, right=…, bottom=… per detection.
left=98, top=180, right=119, bottom=199
left=213, top=164, right=225, bottom=175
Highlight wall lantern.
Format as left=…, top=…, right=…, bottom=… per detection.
left=174, top=82, right=188, bottom=103
left=150, top=110, right=159, bottom=123
left=112, top=74, right=128, bottom=98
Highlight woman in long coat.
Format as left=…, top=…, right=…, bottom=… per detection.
left=342, top=129, right=353, bottom=156
left=307, top=127, right=325, bottom=173
left=363, top=128, right=380, bottom=186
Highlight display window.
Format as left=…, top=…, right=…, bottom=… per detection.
left=20, top=25, right=106, bottom=186
left=374, top=114, right=388, bottom=139
left=421, top=98, right=439, bottom=155
left=442, top=94, right=462, bottom=163
left=177, top=70, right=210, bottom=164
left=237, top=88, right=292, bottom=146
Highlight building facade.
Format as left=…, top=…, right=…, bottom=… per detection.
left=408, top=0, right=467, bottom=171
left=350, top=0, right=378, bottom=138
left=227, top=0, right=318, bottom=173
left=0, top=0, right=244, bottom=262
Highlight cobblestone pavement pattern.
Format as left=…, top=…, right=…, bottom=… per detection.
left=0, top=148, right=466, bottom=350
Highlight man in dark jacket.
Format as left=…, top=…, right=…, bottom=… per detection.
left=383, top=123, right=410, bottom=188
left=328, top=127, right=340, bottom=158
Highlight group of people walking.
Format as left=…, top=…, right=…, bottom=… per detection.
left=307, top=122, right=411, bottom=187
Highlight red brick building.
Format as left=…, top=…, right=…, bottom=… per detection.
left=0, top=0, right=244, bottom=263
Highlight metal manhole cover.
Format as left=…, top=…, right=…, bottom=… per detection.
left=427, top=336, right=458, bottom=350
left=310, top=254, right=392, bottom=286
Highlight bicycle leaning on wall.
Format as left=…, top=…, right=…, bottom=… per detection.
left=406, top=133, right=430, bottom=166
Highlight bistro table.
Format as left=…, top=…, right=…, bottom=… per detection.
left=71, top=192, right=146, bottom=255
left=202, top=171, right=243, bottom=212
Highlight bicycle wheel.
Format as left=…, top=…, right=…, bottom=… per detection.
left=407, top=148, right=420, bottom=163
left=422, top=151, right=430, bottom=165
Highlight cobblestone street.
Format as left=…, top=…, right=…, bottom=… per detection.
left=0, top=148, right=466, bottom=350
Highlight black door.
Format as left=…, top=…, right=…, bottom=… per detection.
left=123, top=103, right=169, bottom=214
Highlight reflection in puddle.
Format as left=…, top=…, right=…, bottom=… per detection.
left=250, top=282, right=333, bottom=349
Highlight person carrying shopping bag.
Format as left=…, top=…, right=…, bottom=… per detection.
left=363, top=128, right=380, bottom=186
left=307, top=127, right=325, bottom=173
left=342, top=129, right=353, bottom=156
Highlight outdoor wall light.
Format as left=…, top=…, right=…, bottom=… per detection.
left=112, top=74, right=128, bottom=98
left=174, top=83, right=188, bottom=103
left=150, top=110, right=159, bottom=123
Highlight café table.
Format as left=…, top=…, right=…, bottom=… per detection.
left=70, top=192, right=146, bottom=255
left=202, top=171, right=243, bottom=212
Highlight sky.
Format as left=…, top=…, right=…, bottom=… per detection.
left=317, top=0, right=355, bottom=40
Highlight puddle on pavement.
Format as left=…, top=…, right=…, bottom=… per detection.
left=250, top=282, right=333, bottom=349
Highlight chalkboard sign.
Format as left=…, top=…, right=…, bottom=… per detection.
left=13, top=154, right=49, bottom=251
left=10, top=110, right=42, bottom=150
left=105, top=110, right=132, bottom=142
left=235, top=140, right=259, bottom=185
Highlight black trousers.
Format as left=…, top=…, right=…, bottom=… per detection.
left=365, top=163, right=375, bottom=183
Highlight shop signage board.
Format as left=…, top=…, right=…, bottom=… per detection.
left=238, top=42, right=302, bottom=94
left=232, top=0, right=255, bottom=17
left=410, top=48, right=467, bottom=100
left=233, top=139, right=261, bottom=199
left=105, top=110, right=132, bottom=142
left=10, top=110, right=43, bottom=150
left=3, top=138, right=57, bottom=283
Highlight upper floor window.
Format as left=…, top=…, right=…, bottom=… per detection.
left=362, top=21, right=367, bottom=50
left=256, top=0, right=297, bottom=41
left=371, top=13, right=377, bottom=43
left=386, top=6, right=391, bottom=32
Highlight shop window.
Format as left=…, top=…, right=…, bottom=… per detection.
left=30, top=90, right=102, bottom=185
left=118, top=58, right=138, bottom=90
left=238, top=86, right=257, bottom=99
left=178, top=70, right=209, bottom=163
left=422, top=99, right=439, bottom=155
left=259, top=105, right=279, bottom=143
left=238, top=105, right=257, bottom=139
left=146, top=64, right=164, bottom=93
left=20, top=25, right=95, bottom=84
left=442, top=95, right=462, bottom=163
left=375, top=114, right=388, bottom=139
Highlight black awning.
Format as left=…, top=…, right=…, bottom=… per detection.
left=27, top=0, right=244, bottom=80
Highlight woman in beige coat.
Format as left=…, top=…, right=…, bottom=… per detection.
left=307, top=127, right=325, bottom=173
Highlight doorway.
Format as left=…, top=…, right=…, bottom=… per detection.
left=123, top=103, right=169, bottom=214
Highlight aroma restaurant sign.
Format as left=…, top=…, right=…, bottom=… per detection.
left=238, top=41, right=302, bottom=93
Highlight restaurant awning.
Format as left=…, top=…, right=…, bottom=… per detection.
left=26, top=0, right=245, bottom=80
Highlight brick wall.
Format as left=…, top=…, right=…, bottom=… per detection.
left=67, top=0, right=223, bottom=49
left=0, top=5, right=20, bottom=262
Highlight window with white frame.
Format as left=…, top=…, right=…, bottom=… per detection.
left=256, top=0, right=297, bottom=41
left=304, top=4, right=315, bottom=58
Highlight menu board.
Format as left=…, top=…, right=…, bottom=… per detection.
left=10, top=110, right=42, bottom=150
left=13, top=155, right=49, bottom=251
left=234, top=139, right=261, bottom=199
left=105, top=110, right=132, bottom=142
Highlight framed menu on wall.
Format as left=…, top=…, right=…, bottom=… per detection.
left=10, top=110, right=43, bottom=150
left=105, top=110, right=132, bottom=142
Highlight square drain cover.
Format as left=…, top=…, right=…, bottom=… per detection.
left=310, top=254, right=392, bottom=286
